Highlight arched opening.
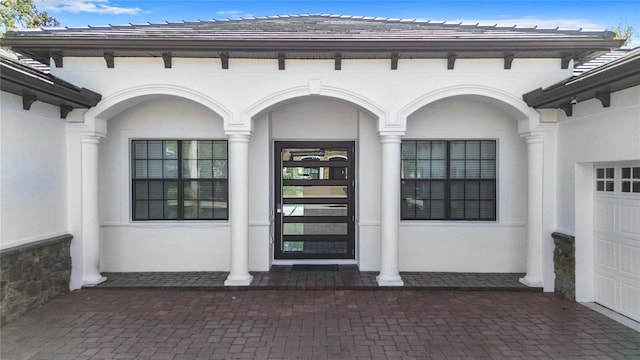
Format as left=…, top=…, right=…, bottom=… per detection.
left=247, top=95, right=382, bottom=270
left=399, top=93, right=530, bottom=273
left=94, top=93, right=230, bottom=273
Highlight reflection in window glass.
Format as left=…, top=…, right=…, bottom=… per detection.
left=132, top=140, right=228, bottom=220
left=621, top=167, right=640, bottom=193
left=596, top=167, right=615, bottom=192
left=401, top=140, right=496, bottom=221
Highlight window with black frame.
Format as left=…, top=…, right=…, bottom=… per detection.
left=401, top=140, right=496, bottom=221
left=131, top=140, right=228, bottom=221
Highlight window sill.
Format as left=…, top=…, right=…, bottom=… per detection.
left=102, top=221, right=230, bottom=229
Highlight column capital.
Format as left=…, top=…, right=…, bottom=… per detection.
left=378, top=131, right=405, bottom=141
left=225, top=130, right=253, bottom=141
left=67, top=118, right=107, bottom=139
left=81, top=135, right=102, bottom=145
left=521, top=132, right=544, bottom=143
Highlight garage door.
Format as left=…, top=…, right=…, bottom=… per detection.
left=593, top=164, right=640, bottom=322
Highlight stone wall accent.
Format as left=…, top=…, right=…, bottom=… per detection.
left=1, top=234, right=72, bottom=325
left=552, top=232, right=575, bottom=301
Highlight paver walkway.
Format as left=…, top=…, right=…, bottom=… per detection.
left=2, top=288, right=639, bottom=359
left=98, top=266, right=537, bottom=291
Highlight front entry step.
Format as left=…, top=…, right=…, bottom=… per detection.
left=291, top=264, right=339, bottom=272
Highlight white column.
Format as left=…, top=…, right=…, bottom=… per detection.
left=377, top=133, right=404, bottom=286
left=224, top=133, right=253, bottom=286
left=520, top=134, right=544, bottom=287
left=81, top=135, right=106, bottom=286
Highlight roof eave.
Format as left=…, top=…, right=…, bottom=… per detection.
left=523, top=54, right=640, bottom=110
left=0, top=59, right=102, bottom=109
left=1, top=37, right=625, bottom=61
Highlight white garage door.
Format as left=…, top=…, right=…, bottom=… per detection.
left=593, top=164, right=640, bottom=322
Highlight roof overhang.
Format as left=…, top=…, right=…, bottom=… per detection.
left=523, top=49, right=640, bottom=115
left=0, top=55, right=102, bottom=117
left=1, top=37, right=625, bottom=66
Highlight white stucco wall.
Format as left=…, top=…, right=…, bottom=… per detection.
left=98, top=98, right=230, bottom=271
left=400, top=98, right=528, bottom=272
left=557, top=86, right=640, bottom=233
left=0, top=92, right=69, bottom=249
left=555, top=85, right=640, bottom=301
left=49, top=56, right=571, bottom=278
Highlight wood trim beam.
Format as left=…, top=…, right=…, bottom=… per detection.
left=334, top=52, right=342, bottom=70
left=51, top=51, right=63, bottom=68
left=162, top=52, right=172, bottom=68
left=22, top=93, right=37, bottom=110
left=220, top=52, right=229, bottom=69
left=447, top=53, right=456, bottom=70
left=559, top=103, right=573, bottom=117
left=60, top=105, right=73, bottom=119
left=561, top=53, right=573, bottom=69
left=504, top=53, right=515, bottom=69
left=103, top=52, right=114, bottom=68
left=390, top=53, right=398, bottom=70
left=595, top=91, right=610, bottom=107
left=278, top=52, right=285, bottom=70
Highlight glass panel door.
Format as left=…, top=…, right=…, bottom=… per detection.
left=275, top=141, right=355, bottom=259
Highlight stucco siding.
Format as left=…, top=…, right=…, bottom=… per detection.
left=58, top=55, right=567, bottom=275
left=98, top=98, right=228, bottom=271
left=556, top=86, right=640, bottom=233
left=400, top=98, right=528, bottom=272
left=0, top=92, right=69, bottom=249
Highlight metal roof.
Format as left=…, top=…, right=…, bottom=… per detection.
left=1, top=14, right=624, bottom=66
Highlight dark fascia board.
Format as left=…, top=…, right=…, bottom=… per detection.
left=523, top=52, right=640, bottom=109
left=0, top=57, right=102, bottom=109
left=1, top=37, right=625, bottom=63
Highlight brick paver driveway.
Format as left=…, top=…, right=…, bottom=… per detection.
left=1, top=289, right=639, bottom=359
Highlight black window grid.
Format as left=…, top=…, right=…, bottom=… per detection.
left=401, top=140, right=496, bottom=221
left=132, top=140, right=228, bottom=221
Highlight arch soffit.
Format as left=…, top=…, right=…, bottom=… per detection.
left=240, top=84, right=388, bottom=132
left=85, top=84, right=232, bottom=124
left=399, top=85, right=540, bottom=134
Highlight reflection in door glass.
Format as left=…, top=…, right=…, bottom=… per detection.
left=283, top=241, right=347, bottom=254
left=283, top=223, right=348, bottom=235
left=283, top=167, right=348, bottom=180
left=282, top=148, right=348, bottom=162
left=283, top=186, right=348, bottom=198
left=283, top=204, right=347, bottom=217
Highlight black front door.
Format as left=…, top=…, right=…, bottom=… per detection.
left=274, top=141, right=355, bottom=259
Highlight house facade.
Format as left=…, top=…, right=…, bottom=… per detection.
left=1, top=15, right=638, bottom=321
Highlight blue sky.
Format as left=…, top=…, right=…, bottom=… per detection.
left=35, top=0, right=639, bottom=45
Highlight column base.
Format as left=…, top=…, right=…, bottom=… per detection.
left=519, top=276, right=543, bottom=288
left=224, top=274, right=253, bottom=286
left=82, top=275, right=107, bottom=287
left=376, top=274, right=404, bottom=287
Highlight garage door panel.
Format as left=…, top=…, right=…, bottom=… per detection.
left=593, top=163, right=640, bottom=322
left=594, top=238, right=616, bottom=269
left=620, top=281, right=640, bottom=321
left=594, top=201, right=616, bottom=231
left=619, top=244, right=640, bottom=276
left=595, top=273, right=617, bottom=308
left=619, top=204, right=640, bottom=236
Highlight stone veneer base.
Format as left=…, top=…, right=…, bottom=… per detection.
left=1, top=234, right=72, bottom=325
